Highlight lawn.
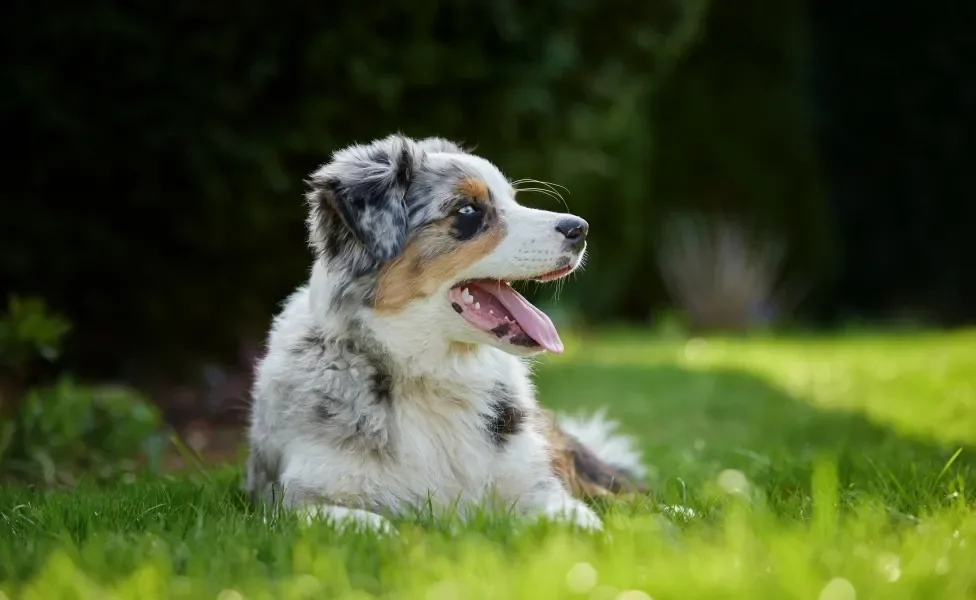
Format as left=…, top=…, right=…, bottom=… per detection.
left=2, top=330, right=975, bottom=599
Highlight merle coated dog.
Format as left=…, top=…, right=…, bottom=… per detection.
left=246, top=134, right=646, bottom=533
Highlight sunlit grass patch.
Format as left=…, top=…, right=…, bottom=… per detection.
left=3, top=468, right=975, bottom=599
left=2, top=329, right=975, bottom=599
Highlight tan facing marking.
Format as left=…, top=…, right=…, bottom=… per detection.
left=457, top=177, right=490, bottom=201
left=374, top=220, right=506, bottom=312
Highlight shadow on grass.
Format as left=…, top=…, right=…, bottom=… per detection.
left=536, top=363, right=976, bottom=513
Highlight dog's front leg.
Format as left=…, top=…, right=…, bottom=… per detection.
left=278, top=482, right=396, bottom=535
left=300, top=504, right=397, bottom=535
left=519, top=481, right=603, bottom=531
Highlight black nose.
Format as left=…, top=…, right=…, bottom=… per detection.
left=555, top=217, right=589, bottom=246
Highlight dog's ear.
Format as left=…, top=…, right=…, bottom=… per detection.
left=309, top=134, right=423, bottom=263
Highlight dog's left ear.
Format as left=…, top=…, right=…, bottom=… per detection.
left=309, top=134, right=423, bottom=263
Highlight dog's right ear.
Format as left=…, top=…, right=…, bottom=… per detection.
left=307, top=134, right=424, bottom=263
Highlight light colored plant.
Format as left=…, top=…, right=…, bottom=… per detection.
left=655, top=212, right=802, bottom=332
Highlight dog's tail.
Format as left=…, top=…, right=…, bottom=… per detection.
left=554, top=409, right=647, bottom=480
left=545, top=408, right=649, bottom=498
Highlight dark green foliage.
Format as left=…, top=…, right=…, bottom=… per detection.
left=0, top=298, right=165, bottom=486
left=0, top=296, right=73, bottom=413
left=652, top=1, right=836, bottom=306
left=0, top=297, right=72, bottom=375
left=809, top=1, right=976, bottom=325
left=1, top=376, right=164, bottom=486
left=2, top=0, right=830, bottom=374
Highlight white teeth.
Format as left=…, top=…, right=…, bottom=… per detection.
left=461, top=288, right=474, bottom=304
left=474, top=302, right=481, bottom=310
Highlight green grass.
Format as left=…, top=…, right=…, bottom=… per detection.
left=3, top=329, right=976, bottom=599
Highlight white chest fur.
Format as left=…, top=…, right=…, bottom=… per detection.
left=277, top=364, right=547, bottom=516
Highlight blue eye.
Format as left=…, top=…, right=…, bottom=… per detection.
left=452, top=203, right=486, bottom=240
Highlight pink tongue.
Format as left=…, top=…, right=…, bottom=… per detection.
left=472, top=281, right=564, bottom=354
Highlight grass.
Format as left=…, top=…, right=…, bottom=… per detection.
left=2, top=329, right=976, bottom=599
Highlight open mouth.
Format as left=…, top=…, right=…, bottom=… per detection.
left=449, top=268, right=571, bottom=354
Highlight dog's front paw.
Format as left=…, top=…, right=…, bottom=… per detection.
left=336, top=509, right=397, bottom=536
left=539, top=497, right=604, bottom=532
left=303, top=505, right=398, bottom=536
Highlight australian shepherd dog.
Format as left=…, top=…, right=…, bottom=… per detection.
left=245, top=134, right=646, bottom=533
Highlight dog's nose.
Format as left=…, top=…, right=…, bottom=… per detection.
left=555, top=217, right=589, bottom=248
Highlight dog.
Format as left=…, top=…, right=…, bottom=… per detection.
left=245, top=134, right=646, bottom=533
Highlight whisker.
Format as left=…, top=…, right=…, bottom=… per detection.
left=512, top=178, right=570, bottom=196
left=513, top=187, right=565, bottom=206
left=535, top=180, right=571, bottom=197
left=513, top=185, right=561, bottom=198
left=512, top=178, right=571, bottom=212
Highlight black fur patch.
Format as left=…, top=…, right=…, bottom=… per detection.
left=485, top=383, right=524, bottom=448
left=369, top=360, right=393, bottom=404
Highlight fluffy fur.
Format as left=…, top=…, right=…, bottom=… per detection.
left=245, top=134, right=646, bottom=533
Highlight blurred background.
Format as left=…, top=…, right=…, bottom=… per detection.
left=2, top=0, right=974, bottom=483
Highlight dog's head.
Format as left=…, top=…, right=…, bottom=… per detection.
left=307, top=134, right=588, bottom=357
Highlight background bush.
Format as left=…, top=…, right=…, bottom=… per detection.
left=2, top=0, right=972, bottom=379
left=0, top=297, right=164, bottom=486
left=809, top=1, right=976, bottom=324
